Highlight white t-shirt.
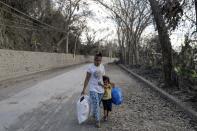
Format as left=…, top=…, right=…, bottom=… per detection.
left=87, top=63, right=105, bottom=93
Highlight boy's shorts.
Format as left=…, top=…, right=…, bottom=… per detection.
left=102, top=99, right=112, bottom=111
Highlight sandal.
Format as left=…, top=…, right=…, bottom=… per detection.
left=103, top=116, right=107, bottom=122
left=95, top=121, right=101, bottom=128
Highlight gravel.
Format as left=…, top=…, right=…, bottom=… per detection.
left=99, top=64, right=197, bottom=131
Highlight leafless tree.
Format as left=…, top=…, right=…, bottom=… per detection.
left=95, top=0, right=152, bottom=65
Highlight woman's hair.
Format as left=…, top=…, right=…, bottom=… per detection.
left=95, top=52, right=102, bottom=58
left=103, top=75, right=110, bottom=82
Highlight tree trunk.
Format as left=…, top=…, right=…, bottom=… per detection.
left=66, top=32, right=69, bottom=53
left=117, top=27, right=124, bottom=63
left=125, top=35, right=129, bottom=65
left=132, top=40, right=138, bottom=65
left=122, top=33, right=126, bottom=64
left=56, top=25, right=69, bottom=54
left=136, top=44, right=139, bottom=65
left=122, top=44, right=126, bottom=64
left=127, top=41, right=131, bottom=65
left=73, top=34, right=79, bottom=58
left=195, top=0, right=197, bottom=32
left=56, top=34, right=67, bottom=52
left=129, top=43, right=133, bottom=65
left=121, top=46, right=125, bottom=63
left=148, top=0, right=173, bottom=86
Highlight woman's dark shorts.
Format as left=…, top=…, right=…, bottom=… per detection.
left=102, top=99, right=112, bottom=111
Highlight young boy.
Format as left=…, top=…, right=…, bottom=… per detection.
left=101, top=75, right=114, bottom=121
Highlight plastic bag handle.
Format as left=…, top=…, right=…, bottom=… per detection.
left=80, top=96, right=84, bottom=102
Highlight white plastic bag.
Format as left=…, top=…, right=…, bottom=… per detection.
left=77, top=95, right=90, bottom=124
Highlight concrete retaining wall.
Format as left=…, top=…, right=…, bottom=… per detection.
left=0, top=49, right=114, bottom=81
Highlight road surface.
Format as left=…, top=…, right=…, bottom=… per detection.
left=0, top=64, right=196, bottom=131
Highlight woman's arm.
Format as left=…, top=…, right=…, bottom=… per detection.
left=81, top=72, right=91, bottom=95
left=98, top=81, right=105, bottom=88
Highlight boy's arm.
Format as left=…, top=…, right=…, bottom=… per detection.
left=110, top=82, right=115, bottom=88
left=81, top=72, right=91, bottom=95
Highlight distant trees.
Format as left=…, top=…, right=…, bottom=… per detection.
left=139, top=35, right=162, bottom=67
left=0, top=0, right=89, bottom=54
left=0, top=0, right=119, bottom=57
left=95, top=0, right=152, bottom=65
left=95, top=0, right=196, bottom=86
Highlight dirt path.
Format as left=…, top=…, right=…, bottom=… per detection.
left=0, top=64, right=196, bottom=131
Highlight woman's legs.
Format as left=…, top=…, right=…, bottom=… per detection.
left=89, top=91, right=103, bottom=122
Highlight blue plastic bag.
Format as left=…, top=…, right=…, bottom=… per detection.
left=112, top=87, right=123, bottom=105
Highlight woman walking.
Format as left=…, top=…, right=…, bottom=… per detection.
left=81, top=52, right=105, bottom=128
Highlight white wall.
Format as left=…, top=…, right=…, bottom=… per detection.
left=0, top=49, right=114, bottom=81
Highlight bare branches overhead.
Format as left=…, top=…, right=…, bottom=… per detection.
left=94, top=0, right=152, bottom=65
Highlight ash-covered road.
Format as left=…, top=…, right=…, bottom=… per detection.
left=0, top=64, right=196, bottom=131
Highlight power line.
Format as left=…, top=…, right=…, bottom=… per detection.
left=0, top=17, right=62, bottom=32
left=0, top=7, right=67, bottom=33
left=0, top=23, right=44, bottom=31
left=0, top=17, right=42, bottom=29
left=0, top=22, right=68, bottom=33
left=0, top=7, right=47, bottom=29
left=0, top=1, right=54, bottom=29
left=0, top=1, right=67, bottom=33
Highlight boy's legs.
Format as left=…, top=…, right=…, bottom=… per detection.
left=104, top=110, right=108, bottom=121
left=106, top=99, right=112, bottom=118
left=102, top=99, right=110, bottom=121
left=103, top=101, right=107, bottom=120
left=104, top=110, right=107, bottom=117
